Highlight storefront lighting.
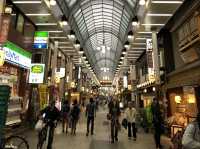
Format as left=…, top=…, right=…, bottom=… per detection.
left=49, top=0, right=56, bottom=6
left=175, top=95, right=181, bottom=104
left=152, top=87, right=156, bottom=92
left=132, top=16, right=139, bottom=26
left=36, top=23, right=57, bottom=26
left=144, top=89, right=147, bottom=93
left=139, top=0, right=146, bottom=5
left=4, top=6, right=12, bottom=14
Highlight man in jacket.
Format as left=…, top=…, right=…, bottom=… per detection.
left=125, top=101, right=137, bottom=140
left=86, top=98, right=96, bottom=136
left=108, top=97, right=121, bottom=143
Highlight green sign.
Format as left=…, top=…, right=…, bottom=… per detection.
left=3, top=41, right=32, bottom=58
left=31, top=65, right=44, bottom=73
left=34, top=31, right=49, bottom=37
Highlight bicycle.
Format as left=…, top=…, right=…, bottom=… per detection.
left=2, top=135, right=29, bottom=149
left=37, top=120, right=57, bottom=149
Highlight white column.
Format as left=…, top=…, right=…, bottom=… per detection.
left=152, top=32, right=160, bottom=85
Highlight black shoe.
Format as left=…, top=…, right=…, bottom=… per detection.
left=91, top=132, right=94, bottom=135
left=111, top=140, right=114, bottom=144
left=115, top=138, right=118, bottom=142
left=86, top=133, right=89, bottom=136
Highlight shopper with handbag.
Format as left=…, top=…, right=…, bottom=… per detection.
left=125, top=101, right=137, bottom=141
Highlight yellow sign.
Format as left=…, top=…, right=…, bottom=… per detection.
left=0, top=50, right=5, bottom=66
left=39, top=84, right=48, bottom=110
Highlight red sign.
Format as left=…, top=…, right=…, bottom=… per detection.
left=0, top=14, right=11, bottom=43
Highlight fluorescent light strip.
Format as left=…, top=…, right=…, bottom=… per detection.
left=26, top=14, right=51, bottom=16
left=131, top=48, right=146, bottom=49
left=142, top=23, right=165, bottom=26
left=147, top=13, right=172, bottom=17
left=136, top=37, right=146, bottom=40
left=138, top=31, right=152, bottom=34
left=151, top=1, right=183, bottom=4
left=40, top=31, right=63, bottom=33
left=36, top=23, right=57, bottom=26
left=50, top=37, right=67, bottom=39
left=59, top=46, right=74, bottom=48
left=13, top=1, right=42, bottom=4
left=59, top=42, right=70, bottom=44
left=132, top=43, right=146, bottom=45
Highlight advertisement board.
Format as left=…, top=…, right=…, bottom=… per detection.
left=29, top=64, right=45, bottom=84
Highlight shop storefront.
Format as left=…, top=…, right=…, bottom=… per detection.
left=0, top=41, right=31, bottom=126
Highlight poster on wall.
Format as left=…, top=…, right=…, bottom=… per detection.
left=29, top=64, right=45, bottom=84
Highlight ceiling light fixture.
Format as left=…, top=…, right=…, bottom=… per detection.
left=139, top=0, right=146, bottom=5
left=61, top=15, right=68, bottom=26
left=79, top=48, right=84, bottom=54
left=124, top=41, right=130, bottom=49
left=132, top=16, right=139, bottom=26
left=68, top=30, right=76, bottom=40
left=122, top=48, right=127, bottom=55
left=49, top=0, right=56, bottom=6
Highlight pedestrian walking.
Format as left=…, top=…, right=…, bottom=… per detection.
left=151, top=98, right=164, bottom=149
left=182, top=112, right=200, bottom=149
left=61, top=100, right=70, bottom=133
left=108, top=97, right=121, bottom=143
left=70, top=100, right=80, bottom=135
left=86, top=98, right=96, bottom=136
left=125, top=101, right=137, bottom=141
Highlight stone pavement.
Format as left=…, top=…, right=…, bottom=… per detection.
left=22, top=109, right=171, bottom=149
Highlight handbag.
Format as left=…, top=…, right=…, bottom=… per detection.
left=35, top=119, right=44, bottom=131
left=107, top=113, right=111, bottom=120
left=122, top=118, right=128, bottom=129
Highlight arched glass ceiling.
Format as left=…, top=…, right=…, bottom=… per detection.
left=66, top=0, right=137, bottom=80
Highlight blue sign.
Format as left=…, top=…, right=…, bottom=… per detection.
left=33, top=43, right=48, bottom=49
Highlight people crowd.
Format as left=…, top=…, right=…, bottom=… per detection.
left=36, top=95, right=200, bottom=149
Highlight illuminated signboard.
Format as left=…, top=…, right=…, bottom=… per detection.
left=33, top=31, right=49, bottom=49
left=29, top=64, right=45, bottom=84
left=3, top=41, right=32, bottom=69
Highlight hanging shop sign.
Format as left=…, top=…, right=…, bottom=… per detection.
left=3, top=41, right=32, bottom=69
left=33, top=31, right=49, bottom=49
left=55, top=68, right=65, bottom=78
left=0, top=50, right=5, bottom=66
left=29, top=64, right=45, bottom=84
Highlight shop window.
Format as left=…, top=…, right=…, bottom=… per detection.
left=16, top=14, right=24, bottom=33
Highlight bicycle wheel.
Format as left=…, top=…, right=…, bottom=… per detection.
left=37, top=127, right=47, bottom=149
left=5, top=136, right=29, bottom=149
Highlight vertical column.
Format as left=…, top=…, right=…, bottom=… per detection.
left=0, top=0, right=5, bottom=13
left=152, top=31, right=160, bottom=85
left=59, top=54, right=65, bottom=99
left=51, top=41, right=58, bottom=85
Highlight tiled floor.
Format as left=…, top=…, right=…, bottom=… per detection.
left=22, top=109, right=170, bottom=149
